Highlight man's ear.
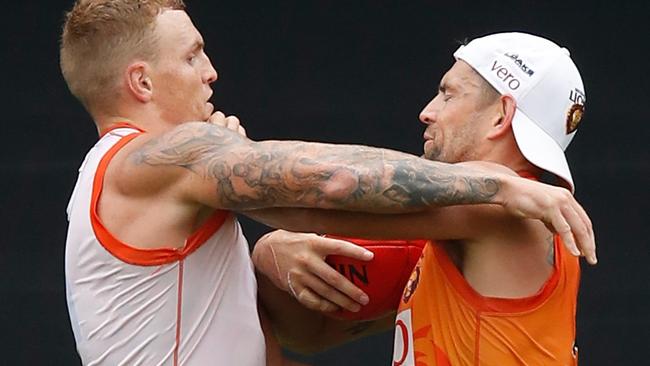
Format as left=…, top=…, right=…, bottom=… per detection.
left=125, top=62, right=153, bottom=103
left=486, top=94, right=517, bottom=140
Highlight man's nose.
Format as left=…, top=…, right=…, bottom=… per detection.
left=205, top=65, right=218, bottom=84
left=204, top=56, right=218, bottom=84
left=419, top=100, right=437, bottom=125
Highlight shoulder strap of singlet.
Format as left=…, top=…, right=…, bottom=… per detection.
left=99, top=121, right=146, bottom=137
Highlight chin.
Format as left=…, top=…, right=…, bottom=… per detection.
left=423, top=148, right=441, bottom=162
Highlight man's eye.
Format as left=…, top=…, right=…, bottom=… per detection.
left=443, top=94, right=452, bottom=102
left=187, top=55, right=196, bottom=64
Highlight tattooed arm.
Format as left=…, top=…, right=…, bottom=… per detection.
left=124, top=124, right=593, bottom=259
left=128, top=121, right=591, bottom=219
left=127, top=121, right=502, bottom=213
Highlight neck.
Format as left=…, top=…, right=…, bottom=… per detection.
left=480, top=137, right=543, bottom=179
left=92, top=104, right=177, bottom=136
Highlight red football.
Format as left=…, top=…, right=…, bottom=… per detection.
left=324, top=236, right=427, bottom=321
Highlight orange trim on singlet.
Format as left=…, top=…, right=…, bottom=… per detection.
left=515, top=170, right=539, bottom=181
left=431, top=236, right=563, bottom=314
left=90, top=131, right=230, bottom=266
left=173, top=259, right=184, bottom=366
left=99, top=122, right=145, bottom=137
left=428, top=170, right=565, bottom=314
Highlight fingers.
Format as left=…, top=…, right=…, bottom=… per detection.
left=294, top=275, right=361, bottom=312
left=548, top=194, right=596, bottom=265
left=287, top=272, right=344, bottom=312
left=313, top=237, right=374, bottom=261
left=208, top=111, right=247, bottom=137
left=225, top=116, right=246, bottom=137
left=208, top=111, right=226, bottom=126
left=552, top=206, right=580, bottom=256
left=290, top=235, right=371, bottom=311
left=579, top=205, right=597, bottom=264
left=257, top=231, right=371, bottom=312
left=565, top=201, right=597, bottom=264
left=504, top=177, right=597, bottom=265
left=292, top=285, right=340, bottom=313
left=290, top=236, right=370, bottom=310
left=306, top=256, right=370, bottom=306
left=226, top=115, right=240, bottom=131
left=309, top=236, right=372, bottom=306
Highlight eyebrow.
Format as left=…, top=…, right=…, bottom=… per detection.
left=439, top=81, right=457, bottom=93
left=189, top=39, right=204, bottom=53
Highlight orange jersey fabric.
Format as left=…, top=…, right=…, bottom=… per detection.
left=393, top=237, right=580, bottom=366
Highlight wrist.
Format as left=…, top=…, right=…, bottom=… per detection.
left=488, top=173, right=510, bottom=206
left=252, top=234, right=283, bottom=284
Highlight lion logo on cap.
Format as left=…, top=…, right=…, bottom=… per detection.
left=566, top=103, right=584, bottom=134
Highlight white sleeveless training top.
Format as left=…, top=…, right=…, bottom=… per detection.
left=65, top=126, right=265, bottom=366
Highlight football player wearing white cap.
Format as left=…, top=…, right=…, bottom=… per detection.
left=451, top=32, right=585, bottom=192
left=253, top=32, right=591, bottom=365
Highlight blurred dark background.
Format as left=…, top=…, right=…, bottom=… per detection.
left=1, top=0, right=648, bottom=364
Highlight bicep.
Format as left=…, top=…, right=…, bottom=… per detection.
left=121, top=122, right=267, bottom=209
left=124, top=122, right=338, bottom=211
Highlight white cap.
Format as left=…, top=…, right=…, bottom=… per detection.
left=454, top=32, right=586, bottom=192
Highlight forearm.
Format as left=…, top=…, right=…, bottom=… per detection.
left=243, top=206, right=474, bottom=240
left=244, top=139, right=503, bottom=212
left=132, top=122, right=505, bottom=212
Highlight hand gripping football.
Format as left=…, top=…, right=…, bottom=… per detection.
left=324, top=236, right=427, bottom=321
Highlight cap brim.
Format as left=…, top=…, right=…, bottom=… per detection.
left=511, top=109, right=575, bottom=193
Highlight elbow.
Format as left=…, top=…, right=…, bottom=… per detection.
left=318, top=171, right=360, bottom=208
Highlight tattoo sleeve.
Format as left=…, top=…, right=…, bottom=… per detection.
left=131, top=122, right=500, bottom=212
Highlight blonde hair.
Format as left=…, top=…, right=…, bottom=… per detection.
left=60, top=0, right=185, bottom=114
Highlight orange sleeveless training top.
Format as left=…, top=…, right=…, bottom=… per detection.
left=392, top=237, right=580, bottom=366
